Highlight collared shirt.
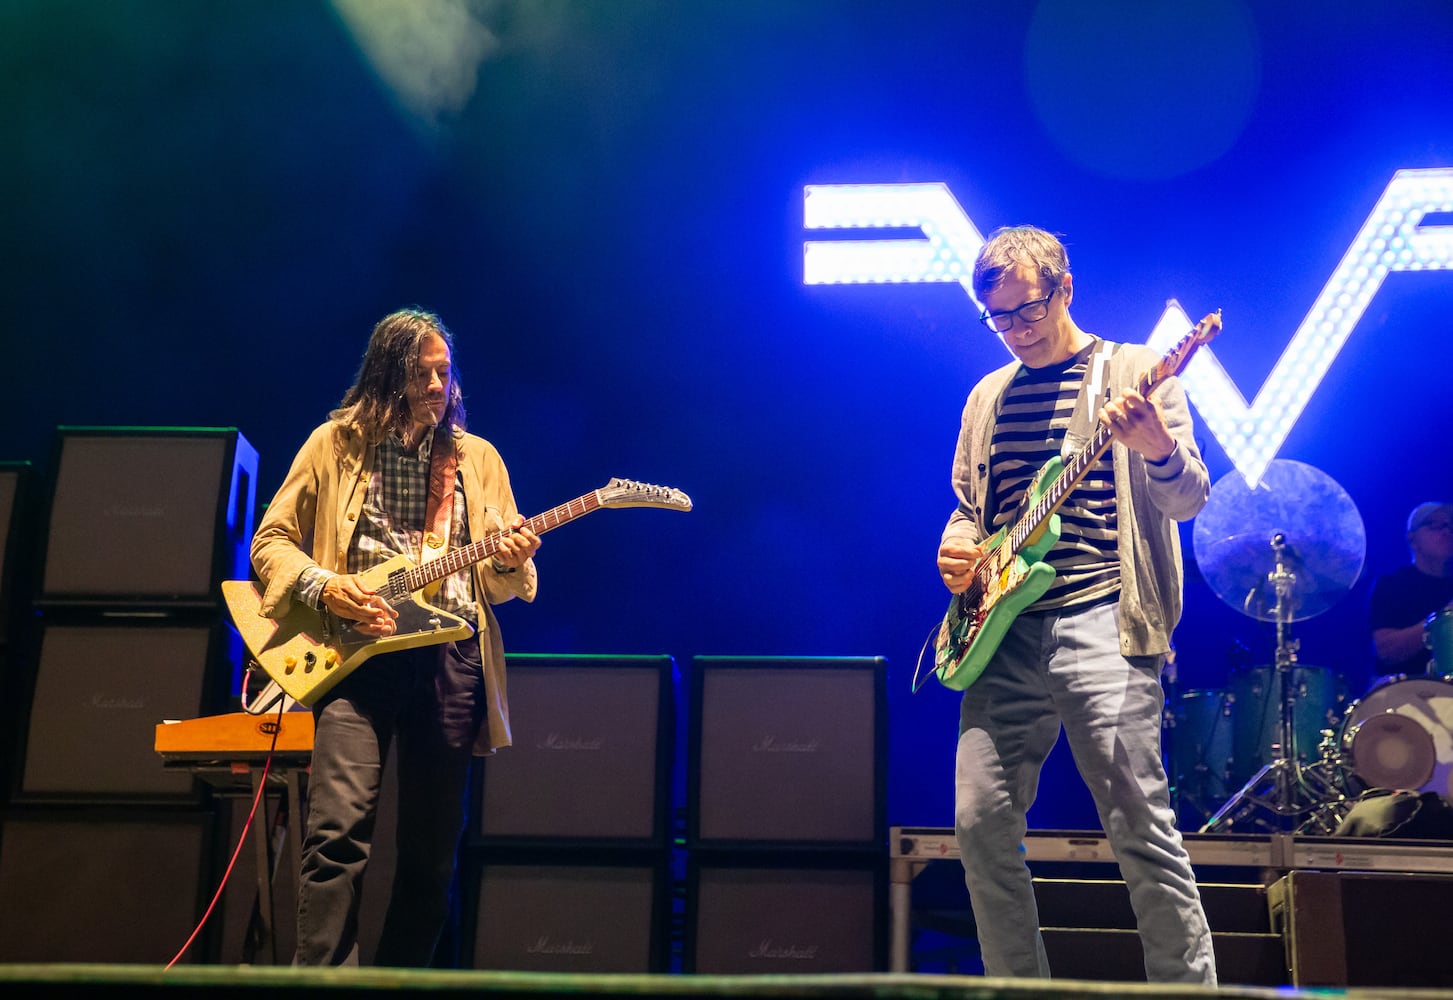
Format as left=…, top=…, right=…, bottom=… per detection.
left=298, top=430, right=477, bottom=625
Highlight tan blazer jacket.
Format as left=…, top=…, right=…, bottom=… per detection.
left=250, top=419, right=537, bottom=754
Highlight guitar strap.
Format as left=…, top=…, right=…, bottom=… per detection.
left=421, top=426, right=458, bottom=566
left=1062, top=339, right=1118, bottom=460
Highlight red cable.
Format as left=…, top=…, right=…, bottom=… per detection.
left=165, top=698, right=285, bottom=969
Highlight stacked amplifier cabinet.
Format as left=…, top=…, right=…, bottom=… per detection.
left=0, top=461, right=35, bottom=796
left=0, top=804, right=217, bottom=963
left=0, top=427, right=258, bottom=964
left=685, top=655, right=888, bottom=973
left=0, top=461, right=33, bottom=651
left=470, top=654, right=676, bottom=972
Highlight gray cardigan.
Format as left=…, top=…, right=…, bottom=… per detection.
left=940, top=341, right=1209, bottom=657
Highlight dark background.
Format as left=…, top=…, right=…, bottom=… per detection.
left=4, top=0, right=1451, bottom=832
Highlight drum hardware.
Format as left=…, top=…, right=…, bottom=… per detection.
left=1427, top=607, right=1453, bottom=675
left=1191, top=461, right=1366, bottom=833
left=1200, top=533, right=1350, bottom=832
left=1291, top=728, right=1359, bottom=835
left=1168, top=688, right=1235, bottom=828
left=1224, top=663, right=1345, bottom=790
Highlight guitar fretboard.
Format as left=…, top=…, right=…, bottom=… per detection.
left=967, top=322, right=1208, bottom=603
left=400, top=491, right=603, bottom=593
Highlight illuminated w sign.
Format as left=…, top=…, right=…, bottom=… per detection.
left=803, top=169, right=1453, bottom=486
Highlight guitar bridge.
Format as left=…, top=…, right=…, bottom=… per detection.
left=385, top=570, right=410, bottom=602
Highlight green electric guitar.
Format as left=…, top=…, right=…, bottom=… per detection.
left=924, top=310, right=1222, bottom=693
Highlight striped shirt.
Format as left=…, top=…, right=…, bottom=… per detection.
left=298, top=431, right=477, bottom=625
left=989, top=341, right=1119, bottom=612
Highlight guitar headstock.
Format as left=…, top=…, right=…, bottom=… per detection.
left=597, top=477, right=693, bottom=512
left=1192, top=309, right=1223, bottom=346
left=1160, top=309, right=1223, bottom=381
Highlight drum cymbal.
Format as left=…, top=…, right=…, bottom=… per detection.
left=1192, top=459, right=1366, bottom=622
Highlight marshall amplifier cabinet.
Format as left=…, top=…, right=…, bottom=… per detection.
left=688, top=655, right=886, bottom=850
left=16, top=620, right=234, bottom=802
left=467, top=849, right=670, bottom=973
left=36, top=426, right=257, bottom=608
left=474, top=654, right=675, bottom=850
left=0, top=805, right=214, bottom=963
left=685, top=852, right=887, bottom=973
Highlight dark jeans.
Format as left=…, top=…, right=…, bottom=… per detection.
left=294, top=638, right=483, bottom=967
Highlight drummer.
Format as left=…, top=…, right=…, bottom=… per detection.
left=1368, top=501, right=1453, bottom=677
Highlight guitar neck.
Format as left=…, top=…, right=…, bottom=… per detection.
left=402, top=491, right=602, bottom=592
left=1003, top=333, right=1197, bottom=557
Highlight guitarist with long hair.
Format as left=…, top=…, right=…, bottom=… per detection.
left=934, top=228, right=1216, bottom=983
left=250, top=307, right=541, bottom=966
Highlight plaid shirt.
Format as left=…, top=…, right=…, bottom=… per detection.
left=298, top=432, right=477, bottom=625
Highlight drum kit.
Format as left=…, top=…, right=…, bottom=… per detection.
left=1169, top=460, right=1453, bottom=835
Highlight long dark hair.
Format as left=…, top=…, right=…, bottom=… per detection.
left=330, top=307, right=467, bottom=442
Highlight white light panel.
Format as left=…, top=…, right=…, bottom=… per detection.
left=803, top=169, right=1453, bottom=486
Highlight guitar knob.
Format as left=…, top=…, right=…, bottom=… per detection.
left=323, top=649, right=339, bottom=668
left=284, top=655, right=298, bottom=674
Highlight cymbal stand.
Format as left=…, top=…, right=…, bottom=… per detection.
left=1200, top=534, right=1344, bottom=833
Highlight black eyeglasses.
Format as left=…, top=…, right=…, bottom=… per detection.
left=979, top=287, right=1058, bottom=333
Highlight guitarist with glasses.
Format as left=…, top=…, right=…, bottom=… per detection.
left=250, top=307, right=541, bottom=967
left=935, top=227, right=1216, bottom=983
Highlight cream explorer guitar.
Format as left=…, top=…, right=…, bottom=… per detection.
left=224, top=477, right=692, bottom=708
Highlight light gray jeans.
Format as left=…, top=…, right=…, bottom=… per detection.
left=953, top=598, right=1217, bottom=983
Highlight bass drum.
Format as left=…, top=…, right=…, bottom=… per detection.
left=1227, top=665, right=1347, bottom=788
left=1340, top=675, right=1453, bottom=802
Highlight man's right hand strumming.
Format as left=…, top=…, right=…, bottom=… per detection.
left=938, top=539, right=986, bottom=595
left=320, top=574, right=399, bottom=636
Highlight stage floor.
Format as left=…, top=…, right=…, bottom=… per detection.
left=2, top=964, right=1450, bottom=1000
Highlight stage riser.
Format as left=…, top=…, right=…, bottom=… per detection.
left=1034, top=878, right=1271, bottom=933
left=1269, top=869, right=1453, bottom=987
left=1041, top=929, right=1286, bottom=986
left=1032, top=878, right=1284, bottom=985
